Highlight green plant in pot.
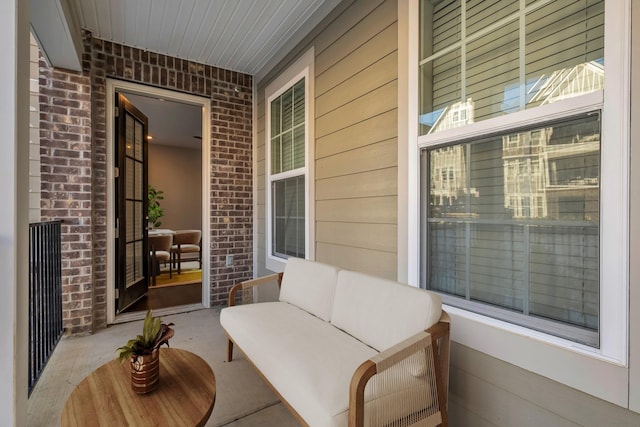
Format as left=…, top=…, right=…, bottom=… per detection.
left=147, top=185, right=165, bottom=229
left=116, top=309, right=174, bottom=394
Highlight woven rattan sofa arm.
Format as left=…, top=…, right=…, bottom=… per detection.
left=227, top=272, right=283, bottom=307
left=348, top=313, right=450, bottom=427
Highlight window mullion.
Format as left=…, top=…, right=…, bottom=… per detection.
left=519, top=0, right=526, bottom=110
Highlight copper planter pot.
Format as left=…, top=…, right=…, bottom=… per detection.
left=130, top=349, right=160, bottom=394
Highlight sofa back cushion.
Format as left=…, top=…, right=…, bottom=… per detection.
left=331, top=270, right=442, bottom=351
left=279, top=258, right=340, bottom=322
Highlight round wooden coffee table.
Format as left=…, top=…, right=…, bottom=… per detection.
left=61, top=348, right=216, bottom=426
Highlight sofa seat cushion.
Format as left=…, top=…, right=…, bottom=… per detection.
left=221, top=302, right=377, bottom=427
left=331, top=270, right=442, bottom=351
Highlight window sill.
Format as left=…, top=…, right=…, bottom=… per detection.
left=446, top=305, right=628, bottom=407
left=265, top=255, right=286, bottom=274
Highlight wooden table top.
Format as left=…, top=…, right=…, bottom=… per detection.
left=61, top=348, right=216, bottom=427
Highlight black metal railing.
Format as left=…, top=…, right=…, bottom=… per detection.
left=28, top=220, right=63, bottom=395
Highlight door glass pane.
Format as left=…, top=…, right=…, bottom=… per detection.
left=135, top=201, right=143, bottom=240
left=134, top=161, right=143, bottom=200
left=135, top=120, right=143, bottom=160
left=126, top=201, right=134, bottom=242
left=134, top=240, right=144, bottom=283
left=126, top=242, right=135, bottom=287
left=126, top=115, right=134, bottom=157
left=126, top=158, right=134, bottom=199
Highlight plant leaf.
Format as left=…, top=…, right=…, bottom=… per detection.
left=153, top=323, right=175, bottom=351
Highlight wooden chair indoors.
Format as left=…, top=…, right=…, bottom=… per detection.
left=149, top=234, right=172, bottom=286
left=171, top=230, right=202, bottom=274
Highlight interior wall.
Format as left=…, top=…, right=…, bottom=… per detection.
left=148, top=144, right=202, bottom=231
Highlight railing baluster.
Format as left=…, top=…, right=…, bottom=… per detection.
left=28, top=220, right=63, bottom=396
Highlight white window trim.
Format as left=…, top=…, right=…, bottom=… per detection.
left=265, top=48, right=315, bottom=273
left=401, top=0, right=630, bottom=406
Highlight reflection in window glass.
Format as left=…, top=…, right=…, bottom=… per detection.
left=419, top=0, right=604, bottom=135
left=424, top=113, right=600, bottom=346
left=272, top=176, right=305, bottom=258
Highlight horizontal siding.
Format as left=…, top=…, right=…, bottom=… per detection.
left=316, top=196, right=396, bottom=224
left=316, top=109, right=397, bottom=159
left=316, top=138, right=397, bottom=179
left=316, top=222, right=396, bottom=252
left=450, top=342, right=640, bottom=426
left=314, top=0, right=383, bottom=56
left=316, top=22, right=398, bottom=97
left=315, top=0, right=396, bottom=76
left=316, top=167, right=397, bottom=200
left=316, top=51, right=397, bottom=117
left=316, top=242, right=396, bottom=280
left=316, top=80, right=397, bottom=138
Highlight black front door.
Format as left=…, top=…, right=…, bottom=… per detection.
left=115, top=93, right=149, bottom=312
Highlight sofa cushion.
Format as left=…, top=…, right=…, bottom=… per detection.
left=221, top=302, right=377, bottom=427
left=278, top=257, right=340, bottom=321
left=331, top=271, right=442, bottom=351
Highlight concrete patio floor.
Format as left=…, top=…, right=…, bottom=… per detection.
left=27, top=307, right=298, bottom=426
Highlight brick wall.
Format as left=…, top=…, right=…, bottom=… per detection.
left=39, top=50, right=93, bottom=335
left=39, top=31, right=253, bottom=333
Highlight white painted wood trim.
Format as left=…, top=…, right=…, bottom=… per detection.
left=265, top=47, right=315, bottom=273
left=398, top=0, right=420, bottom=286
left=252, top=79, right=259, bottom=279
left=1, top=0, right=30, bottom=423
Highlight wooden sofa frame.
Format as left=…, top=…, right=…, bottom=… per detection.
left=226, top=273, right=451, bottom=427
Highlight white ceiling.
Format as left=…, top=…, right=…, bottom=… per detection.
left=69, top=0, right=341, bottom=78
left=123, top=92, right=203, bottom=150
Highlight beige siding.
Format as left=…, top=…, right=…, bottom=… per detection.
left=316, top=242, right=396, bottom=280
left=257, top=0, right=398, bottom=278
left=316, top=167, right=396, bottom=200
left=449, top=343, right=640, bottom=426
left=316, top=196, right=396, bottom=224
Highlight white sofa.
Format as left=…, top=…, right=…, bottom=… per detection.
left=220, top=258, right=450, bottom=427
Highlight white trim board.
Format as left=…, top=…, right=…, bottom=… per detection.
left=105, top=79, right=211, bottom=324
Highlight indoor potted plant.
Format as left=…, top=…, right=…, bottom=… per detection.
left=116, top=309, right=174, bottom=394
left=147, top=185, right=165, bottom=229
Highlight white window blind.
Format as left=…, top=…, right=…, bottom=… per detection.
left=419, top=0, right=604, bottom=134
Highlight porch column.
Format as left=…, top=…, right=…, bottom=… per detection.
left=0, top=0, right=30, bottom=425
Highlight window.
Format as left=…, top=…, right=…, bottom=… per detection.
left=265, top=49, right=314, bottom=271
left=423, top=114, right=600, bottom=345
left=418, top=0, right=627, bottom=350
left=419, top=0, right=604, bottom=134
left=270, top=78, right=306, bottom=259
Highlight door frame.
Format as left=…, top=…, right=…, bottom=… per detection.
left=106, top=79, right=211, bottom=324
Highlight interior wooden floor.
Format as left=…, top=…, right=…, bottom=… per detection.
left=126, top=282, right=202, bottom=312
